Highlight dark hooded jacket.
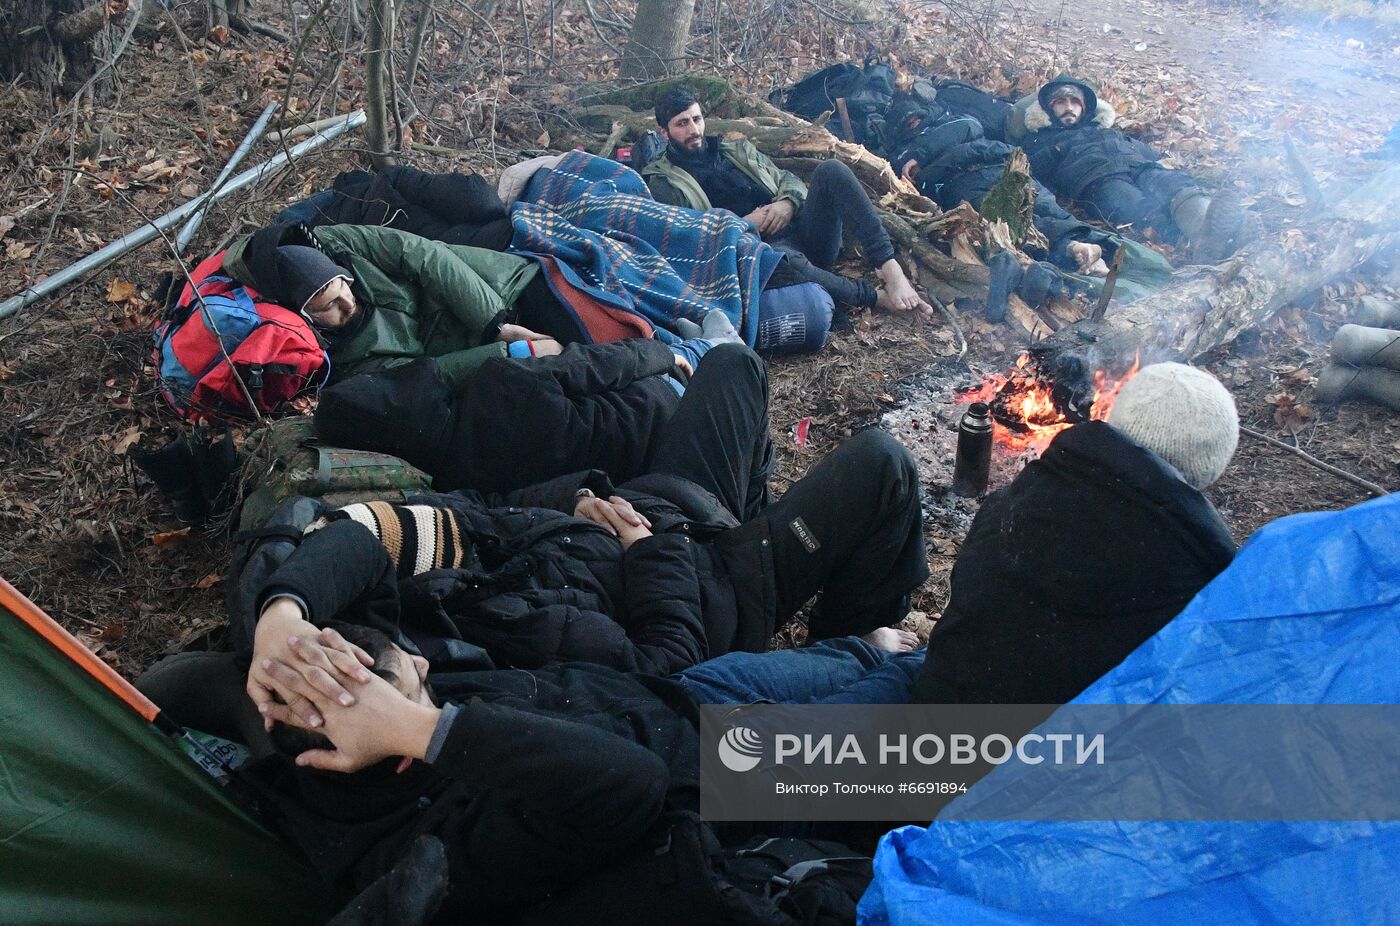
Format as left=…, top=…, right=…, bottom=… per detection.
left=311, top=339, right=681, bottom=494
left=1014, top=76, right=1164, bottom=203
left=279, top=164, right=514, bottom=251
left=912, top=421, right=1236, bottom=706
left=890, top=113, right=1115, bottom=268
left=246, top=659, right=698, bottom=919
left=249, top=460, right=772, bottom=679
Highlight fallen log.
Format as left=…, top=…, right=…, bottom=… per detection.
left=51, top=0, right=126, bottom=44
left=1034, top=162, right=1400, bottom=370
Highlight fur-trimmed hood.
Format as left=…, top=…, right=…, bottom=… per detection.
left=1022, top=92, right=1116, bottom=134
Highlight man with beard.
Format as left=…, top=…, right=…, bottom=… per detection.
left=1006, top=75, right=1247, bottom=261
left=642, top=85, right=933, bottom=321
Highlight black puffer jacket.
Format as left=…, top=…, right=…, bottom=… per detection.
left=1019, top=78, right=1162, bottom=203
left=251, top=466, right=773, bottom=677
left=279, top=164, right=513, bottom=251
left=1023, top=125, right=1162, bottom=203
left=912, top=421, right=1236, bottom=706
left=247, top=661, right=698, bottom=916
left=313, top=339, right=682, bottom=494
left=893, top=116, right=1114, bottom=267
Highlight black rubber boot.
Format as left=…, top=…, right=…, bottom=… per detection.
left=1017, top=261, right=1065, bottom=307
left=191, top=430, right=238, bottom=520
left=985, top=252, right=1024, bottom=323
left=128, top=438, right=206, bottom=525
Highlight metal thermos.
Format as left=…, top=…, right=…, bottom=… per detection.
left=951, top=403, right=994, bottom=497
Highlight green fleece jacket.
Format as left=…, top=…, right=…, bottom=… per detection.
left=641, top=137, right=808, bottom=214
left=224, top=224, right=539, bottom=389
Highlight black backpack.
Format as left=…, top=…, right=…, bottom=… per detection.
left=518, top=812, right=872, bottom=926
left=933, top=79, right=1017, bottom=142
left=769, top=63, right=863, bottom=122
left=629, top=130, right=668, bottom=170
left=839, top=57, right=898, bottom=145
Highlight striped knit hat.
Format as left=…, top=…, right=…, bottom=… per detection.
left=333, top=501, right=467, bottom=579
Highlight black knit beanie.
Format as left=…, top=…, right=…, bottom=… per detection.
left=274, top=245, right=352, bottom=315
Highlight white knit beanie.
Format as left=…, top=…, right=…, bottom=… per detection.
left=1108, top=362, right=1239, bottom=489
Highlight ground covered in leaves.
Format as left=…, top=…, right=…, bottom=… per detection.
left=1, top=0, right=1397, bottom=674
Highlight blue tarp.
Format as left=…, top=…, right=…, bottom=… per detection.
left=863, top=492, right=1400, bottom=925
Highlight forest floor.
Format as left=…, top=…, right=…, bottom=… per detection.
left=1, top=0, right=1397, bottom=674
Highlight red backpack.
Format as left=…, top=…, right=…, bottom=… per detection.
left=154, top=252, right=330, bottom=422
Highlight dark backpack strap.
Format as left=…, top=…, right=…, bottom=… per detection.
left=768, top=856, right=871, bottom=896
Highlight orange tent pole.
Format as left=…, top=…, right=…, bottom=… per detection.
left=0, top=577, right=160, bottom=722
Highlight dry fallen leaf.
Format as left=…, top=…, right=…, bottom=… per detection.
left=152, top=527, right=191, bottom=546
left=107, top=426, right=142, bottom=454
left=194, top=571, right=222, bottom=590
left=536, top=129, right=551, bottom=147
left=0, top=215, right=14, bottom=242
left=106, top=278, right=139, bottom=303
left=5, top=239, right=34, bottom=260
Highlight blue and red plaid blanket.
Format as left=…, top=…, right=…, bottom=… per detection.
left=508, top=150, right=781, bottom=347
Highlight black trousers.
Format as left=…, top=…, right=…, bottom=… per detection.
left=646, top=343, right=774, bottom=521
left=766, top=159, right=899, bottom=308
left=766, top=247, right=875, bottom=308
left=753, top=429, right=928, bottom=638
left=779, top=160, right=898, bottom=269
left=649, top=345, right=926, bottom=638
left=1078, top=165, right=1197, bottom=240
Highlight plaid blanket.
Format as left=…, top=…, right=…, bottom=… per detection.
left=508, top=151, right=781, bottom=347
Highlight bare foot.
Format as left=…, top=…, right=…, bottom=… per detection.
left=875, top=259, right=933, bottom=319
left=861, top=626, right=920, bottom=653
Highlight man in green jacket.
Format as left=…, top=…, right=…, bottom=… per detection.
left=642, top=85, right=931, bottom=319
left=224, top=223, right=572, bottom=390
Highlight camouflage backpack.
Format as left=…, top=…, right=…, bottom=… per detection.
left=236, top=416, right=433, bottom=531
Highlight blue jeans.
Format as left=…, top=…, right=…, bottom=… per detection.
left=675, top=636, right=924, bottom=705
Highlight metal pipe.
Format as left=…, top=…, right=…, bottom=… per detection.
left=0, top=109, right=367, bottom=322
left=267, top=113, right=360, bottom=146
left=174, top=101, right=280, bottom=255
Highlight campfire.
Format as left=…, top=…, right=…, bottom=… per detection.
left=956, top=352, right=1142, bottom=454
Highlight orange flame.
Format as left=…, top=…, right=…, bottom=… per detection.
left=954, top=352, right=1141, bottom=455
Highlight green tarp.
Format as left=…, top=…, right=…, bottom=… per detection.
left=0, top=582, right=336, bottom=925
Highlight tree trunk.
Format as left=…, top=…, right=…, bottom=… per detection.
left=363, top=0, right=393, bottom=168
left=1, top=0, right=123, bottom=96
left=618, top=0, right=696, bottom=81
left=1032, top=162, right=1400, bottom=372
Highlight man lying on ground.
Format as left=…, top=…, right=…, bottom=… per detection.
left=308, top=338, right=687, bottom=495
left=277, top=163, right=515, bottom=251
left=1005, top=75, right=1247, bottom=261
left=233, top=344, right=929, bottom=679
left=221, top=222, right=722, bottom=389
left=888, top=102, right=1115, bottom=277
left=137, top=617, right=920, bottom=923
left=914, top=362, right=1240, bottom=705
left=643, top=85, right=933, bottom=321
